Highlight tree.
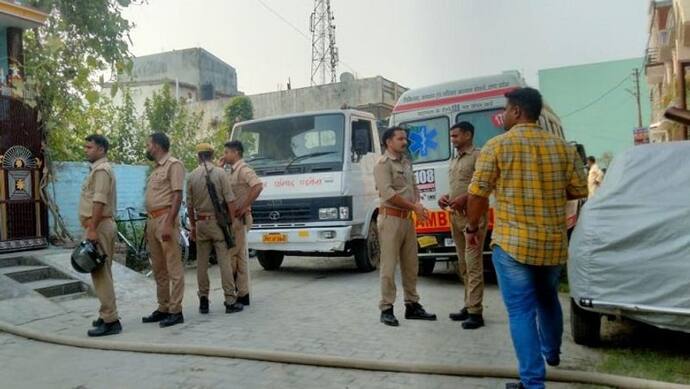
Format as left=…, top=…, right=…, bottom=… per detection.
left=22, top=0, right=135, bottom=241
left=25, top=0, right=135, bottom=158
left=221, top=96, right=255, bottom=152
left=223, top=96, right=254, bottom=127
left=107, top=88, right=147, bottom=164
left=143, top=83, right=206, bottom=170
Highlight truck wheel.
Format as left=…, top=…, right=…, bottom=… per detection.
left=354, top=220, right=380, bottom=272
left=418, top=258, right=436, bottom=276
left=570, top=298, right=601, bottom=346
left=256, top=250, right=284, bottom=271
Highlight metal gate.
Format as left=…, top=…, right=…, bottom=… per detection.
left=0, top=95, right=47, bottom=252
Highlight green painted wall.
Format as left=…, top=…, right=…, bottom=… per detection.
left=538, top=58, right=651, bottom=160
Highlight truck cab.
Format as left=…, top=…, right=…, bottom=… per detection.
left=230, top=109, right=381, bottom=272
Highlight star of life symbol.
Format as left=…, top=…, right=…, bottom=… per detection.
left=408, top=125, right=438, bottom=157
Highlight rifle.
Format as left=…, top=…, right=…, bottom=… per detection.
left=202, top=161, right=235, bottom=249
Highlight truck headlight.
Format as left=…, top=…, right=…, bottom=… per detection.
left=339, top=206, right=349, bottom=220
left=319, top=207, right=338, bottom=220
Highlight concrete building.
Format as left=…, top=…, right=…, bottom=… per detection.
left=644, top=0, right=690, bottom=142
left=188, top=74, right=407, bottom=131
left=103, top=47, right=240, bottom=112
left=539, top=58, right=651, bottom=160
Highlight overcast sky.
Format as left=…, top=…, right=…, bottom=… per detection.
left=122, top=0, right=649, bottom=95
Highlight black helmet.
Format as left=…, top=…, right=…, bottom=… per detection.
left=71, top=240, right=106, bottom=273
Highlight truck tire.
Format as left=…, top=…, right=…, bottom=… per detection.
left=353, top=220, right=380, bottom=272
left=570, top=298, right=601, bottom=346
left=256, top=250, right=284, bottom=271
left=418, top=258, right=436, bottom=276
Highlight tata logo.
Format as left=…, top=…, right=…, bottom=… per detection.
left=268, top=211, right=281, bottom=221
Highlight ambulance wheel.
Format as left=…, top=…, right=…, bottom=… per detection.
left=257, top=250, right=284, bottom=271
left=418, top=258, right=436, bottom=276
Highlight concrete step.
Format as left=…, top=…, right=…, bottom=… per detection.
left=2, top=266, right=69, bottom=284
left=50, top=291, right=90, bottom=303
left=0, top=265, right=52, bottom=275
left=0, top=256, right=43, bottom=268
left=22, top=279, right=87, bottom=298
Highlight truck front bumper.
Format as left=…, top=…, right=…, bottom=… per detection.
left=248, top=226, right=353, bottom=252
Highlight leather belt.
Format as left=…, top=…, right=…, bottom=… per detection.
left=379, top=207, right=411, bottom=219
left=148, top=207, right=170, bottom=219
left=196, top=214, right=216, bottom=221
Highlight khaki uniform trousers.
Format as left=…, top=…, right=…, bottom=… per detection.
left=147, top=215, right=185, bottom=314
left=83, top=218, right=118, bottom=323
left=377, top=214, right=420, bottom=311
left=196, top=220, right=237, bottom=303
left=449, top=212, right=488, bottom=315
left=230, top=215, right=251, bottom=297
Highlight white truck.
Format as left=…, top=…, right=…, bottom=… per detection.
left=230, top=109, right=382, bottom=272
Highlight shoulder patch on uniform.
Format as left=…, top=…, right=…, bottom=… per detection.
left=376, top=155, right=389, bottom=164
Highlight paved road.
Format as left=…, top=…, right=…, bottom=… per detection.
left=0, top=253, right=601, bottom=388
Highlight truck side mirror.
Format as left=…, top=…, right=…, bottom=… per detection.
left=352, top=128, right=371, bottom=160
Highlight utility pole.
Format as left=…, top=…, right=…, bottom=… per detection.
left=310, top=0, right=339, bottom=85
left=631, top=68, right=643, bottom=128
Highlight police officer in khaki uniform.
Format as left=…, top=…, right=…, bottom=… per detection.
left=221, top=140, right=263, bottom=306
left=80, top=134, right=122, bottom=337
left=187, top=143, right=245, bottom=314
left=142, top=132, right=186, bottom=328
left=373, top=127, right=437, bottom=327
left=438, top=122, right=488, bottom=330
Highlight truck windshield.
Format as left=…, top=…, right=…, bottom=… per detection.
left=232, top=114, right=345, bottom=174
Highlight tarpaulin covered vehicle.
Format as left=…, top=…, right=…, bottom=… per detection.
left=568, top=141, right=690, bottom=345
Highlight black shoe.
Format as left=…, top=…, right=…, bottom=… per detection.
left=225, top=302, right=244, bottom=314
left=87, top=320, right=122, bottom=337
left=405, top=303, right=437, bottom=321
left=142, top=310, right=169, bottom=323
left=238, top=294, right=250, bottom=306
left=449, top=307, right=469, bottom=321
left=461, top=314, right=484, bottom=330
left=159, top=313, right=184, bottom=328
left=546, top=354, right=561, bottom=367
left=380, top=308, right=399, bottom=327
left=199, top=296, right=209, bottom=314
left=505, top=383, right=525, bottom=389
left=92, top=318, right=104, bottom=327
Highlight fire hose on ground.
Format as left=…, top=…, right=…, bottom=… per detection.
left=0, top=320, right=687, bottom=389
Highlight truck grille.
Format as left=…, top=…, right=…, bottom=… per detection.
left=252, top=199, right=312, bottom=224
left=251, top=196, right=352, bottom=224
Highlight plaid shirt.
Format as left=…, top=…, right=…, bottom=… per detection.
left=468, top=123, right=588, bottom=266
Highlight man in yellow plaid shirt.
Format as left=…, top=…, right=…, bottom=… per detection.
left=464, top=87, right=588, bottom=389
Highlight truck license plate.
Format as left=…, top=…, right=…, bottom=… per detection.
left=262, top=233, right=287, bottom=243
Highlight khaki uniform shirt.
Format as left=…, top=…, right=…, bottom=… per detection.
left=227, top=159, right=262, bottom=208
left=373, top=150, right=417, bottom=209
left=449, top=146, right=481, bottom=198
left=145, top=154, right=185, bottom=211
left=587, top=163, right=604, bottom=198
left=187, top=162, right=235, bottom=214
left=79, top=157, right=116, bottom=220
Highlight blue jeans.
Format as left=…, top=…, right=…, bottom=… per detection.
left=492, top=245, right=563, bottom=389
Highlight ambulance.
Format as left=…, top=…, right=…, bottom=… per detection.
left=389, top=71, right=581, bottom=274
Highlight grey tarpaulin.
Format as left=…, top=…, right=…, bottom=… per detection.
left=568, top=141, right=690, bottom=333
